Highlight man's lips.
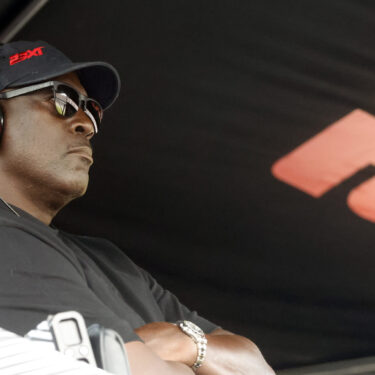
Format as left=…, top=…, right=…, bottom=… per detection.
left=67, top=146, right=93, bottom=164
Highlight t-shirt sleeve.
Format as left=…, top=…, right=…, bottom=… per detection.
left=0, top=226, right=141, bottom=343
left=138, top=268, right=220, bottom=334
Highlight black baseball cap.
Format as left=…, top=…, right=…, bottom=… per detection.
left=0, top=40, right=120, bottom=110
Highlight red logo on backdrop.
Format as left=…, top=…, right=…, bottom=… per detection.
left=9, top=46, right=44, bottom=66
left=271, top=109, right=375, bottom=223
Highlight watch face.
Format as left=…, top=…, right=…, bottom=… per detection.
left=184, top=321, right=204, bottom=336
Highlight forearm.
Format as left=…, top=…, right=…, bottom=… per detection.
left=126, top=341, right=195, bottom=375
left=131, top=359, right=194, bottom=375
left=166, top=361, right=195, bottom=375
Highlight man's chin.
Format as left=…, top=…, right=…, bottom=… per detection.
left=58, top=173, right=89, bottom=200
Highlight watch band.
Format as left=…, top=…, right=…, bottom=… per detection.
left=176, top=320, right=207, bottom=371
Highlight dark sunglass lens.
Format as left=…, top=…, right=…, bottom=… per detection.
left=54, top=85, right=80, bottom=117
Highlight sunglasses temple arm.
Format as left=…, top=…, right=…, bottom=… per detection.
left=0, top=81, right=54, bottom=99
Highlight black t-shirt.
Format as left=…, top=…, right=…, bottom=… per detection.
left=0, top=202, right=218, bottom=342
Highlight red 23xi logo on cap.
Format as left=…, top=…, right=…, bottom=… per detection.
left=9, top=46, right=44, bottom=66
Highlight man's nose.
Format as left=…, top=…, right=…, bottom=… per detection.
left=69, top=109, right=95, bottom=139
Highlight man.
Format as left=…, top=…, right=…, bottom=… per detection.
left=0, top=40, right=274, bottom=374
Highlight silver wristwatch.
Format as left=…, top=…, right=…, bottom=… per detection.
left=176, top=320, right=207, bottom=371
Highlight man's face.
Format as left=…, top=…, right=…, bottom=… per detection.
left=0, top=72, right=95, bottom=203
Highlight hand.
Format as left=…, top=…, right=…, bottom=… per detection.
left=125, top=341, right=195, bottom=375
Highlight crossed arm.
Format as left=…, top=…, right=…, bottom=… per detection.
left=125, top=322, right=275, bottom=375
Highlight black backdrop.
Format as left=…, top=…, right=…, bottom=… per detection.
left=11, top=0, right=375, bottom=369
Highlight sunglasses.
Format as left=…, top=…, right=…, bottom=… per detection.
left=0, top=81, right=103, bottom=134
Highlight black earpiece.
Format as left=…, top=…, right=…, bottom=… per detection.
left=0, top=105, right=3, bottom=137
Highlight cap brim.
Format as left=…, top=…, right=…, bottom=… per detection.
left=9, top=61, right=121, bottom=110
